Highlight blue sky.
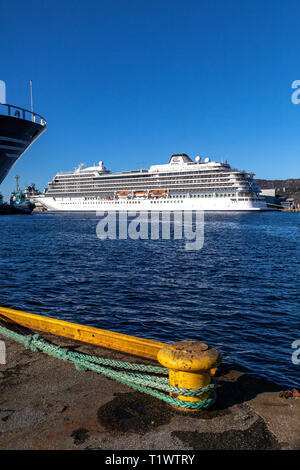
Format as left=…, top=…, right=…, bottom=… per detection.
left=1, top=0, right=300, bottom=197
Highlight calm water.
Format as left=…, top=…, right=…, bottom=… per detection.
left=0, top=211, right=299, bottom=388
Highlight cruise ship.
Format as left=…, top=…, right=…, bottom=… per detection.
left=0, top=80, right=46, bottom=185
left=36, top=154, right=268, bottom=212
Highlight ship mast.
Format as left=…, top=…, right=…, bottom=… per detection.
left=30, top=80, right=33, bottom=113
left=15, top=175, right=20, bottom=192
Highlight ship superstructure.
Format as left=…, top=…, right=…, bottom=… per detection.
left=36, top=154, right=268, bottom=211
left=0, top=80, right=46, bottom=185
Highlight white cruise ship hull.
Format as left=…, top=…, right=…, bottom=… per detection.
left=36, top=195, right=268, bottom=212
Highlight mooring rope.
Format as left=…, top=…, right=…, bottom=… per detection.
left=0, top=324, right=216, bottom=410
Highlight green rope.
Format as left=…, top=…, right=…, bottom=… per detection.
left=0, top=324, right=216, bottom=410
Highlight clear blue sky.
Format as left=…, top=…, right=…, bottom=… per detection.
left=1, top=0, right=300, bottom=197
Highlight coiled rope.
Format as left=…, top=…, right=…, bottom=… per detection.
left=0, top=324, right=216, bottom=410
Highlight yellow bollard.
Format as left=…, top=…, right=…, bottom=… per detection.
left=157, top=340, right=222, bottom=411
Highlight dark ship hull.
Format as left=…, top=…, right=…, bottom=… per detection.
left=0, top=202, right=35, bottom=215
left=0, top=110, right=46, bottom=184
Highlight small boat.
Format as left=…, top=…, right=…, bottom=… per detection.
left=134, top=191, right=147, bottom=197
left=0, top=192, right=34, bottom=215
left=149, top=189, right=167, bottom=198
left=10, top=192, right=35, bottom=214
left=116, top=190, right=131, bottom=198
left=8, top=176, right=35, bottom=214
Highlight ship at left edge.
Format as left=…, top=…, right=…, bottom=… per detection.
left=0, top=80, right=46, bottom=213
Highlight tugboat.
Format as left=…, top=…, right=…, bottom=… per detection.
left=0, top=176, right=35, bottom=214
left=9, top=175, right=35, bottom=214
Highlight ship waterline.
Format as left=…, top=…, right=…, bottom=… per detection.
left=36, top=154, right=268, bottom=212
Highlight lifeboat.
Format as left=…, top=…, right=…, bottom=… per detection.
left=149, top=189, right=167, bottom=198
left=116, top=190, right=131, bottom=198
left=134, top=191, right=147, bottom=197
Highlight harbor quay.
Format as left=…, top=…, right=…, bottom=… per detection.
left=0, top=317, right=299, bottom=451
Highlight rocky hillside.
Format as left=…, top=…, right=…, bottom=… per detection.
left=255, top=178, right=300, bottom=205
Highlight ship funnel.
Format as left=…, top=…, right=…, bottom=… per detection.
left=0, top=80, right=6, bottom=104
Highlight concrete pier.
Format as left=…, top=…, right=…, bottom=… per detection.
left=0, top=324, right=299, bottom=450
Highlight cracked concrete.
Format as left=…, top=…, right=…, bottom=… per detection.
left=0, top=325, right=299, bottom=450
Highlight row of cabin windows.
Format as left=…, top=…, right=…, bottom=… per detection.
left=48, top=183, right=237, bottom=194
left=60, top=197, right=255, bottom=205
left=59, top=193, right=255, bottom=204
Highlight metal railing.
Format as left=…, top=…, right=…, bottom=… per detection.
left=0, top=102, right=46, bottom=127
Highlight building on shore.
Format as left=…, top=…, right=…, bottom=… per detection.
left=260, top=189, right=295, bottom=210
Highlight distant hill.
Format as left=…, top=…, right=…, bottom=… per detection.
left=255, top=178, right=300, bottom=205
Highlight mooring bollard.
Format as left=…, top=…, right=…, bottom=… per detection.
left=157, top=340, right=222, bottom=411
